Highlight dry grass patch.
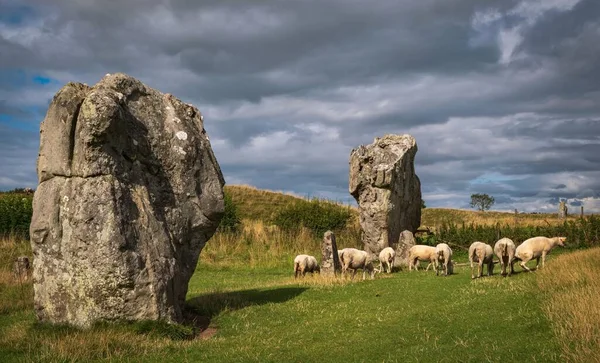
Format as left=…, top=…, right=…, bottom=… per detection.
left=203, top=218, right=361, bottom=269
left=537, top=247, right=600, bottom=362
left=19, top=324, right=198, bottom=362
left=421, top=208, right=580, bottom=228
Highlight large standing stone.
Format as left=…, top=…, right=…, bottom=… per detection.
left=394, top=230, right=416, bottom=268
left=29, top=73, right=225, bottom=328
left=321, top=231, right=341, bottom=276
left=349, top=134, right=421, bottom=257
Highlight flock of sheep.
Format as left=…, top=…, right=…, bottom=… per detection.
left=294, top=236, right=566, bottom=280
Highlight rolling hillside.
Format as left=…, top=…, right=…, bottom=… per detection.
left=225, top=184, right=574, bottom=228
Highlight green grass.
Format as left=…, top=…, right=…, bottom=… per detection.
left=179, top=261, right=559, bottom=363
left=1, top=254, right=561, bottom=362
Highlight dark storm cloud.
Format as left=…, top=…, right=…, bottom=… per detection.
left=0, top=124, right=38, bottom=189
left=0, top=0, right=599, bottom=212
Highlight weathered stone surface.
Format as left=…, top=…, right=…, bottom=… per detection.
left=321, top=231, right=341, bottom=276
left=558, top=200, right=568, bottom=219
left=30, top=73, right=225, bottom=328
left=12, top=256, right=31, bottom=282
left=349, top=134, right=421, bottom=257
left=394, top=230, right=416, bottom=268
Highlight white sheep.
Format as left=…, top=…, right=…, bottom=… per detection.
left=408, top=245, right=438, bottom=272
left=469, top=241, right=494, bottom=279
left=378, top=247, right=396, bottom=274
left=341, top=248, right=375, bottom=280
left=515, top=236, right=566, bottom=272
left=293, top=254, right=320, bottom=278
left=435, top=243, right=453, bottom=276
left=493, top=238, right=516, bottom=276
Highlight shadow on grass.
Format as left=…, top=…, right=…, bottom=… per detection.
left=186, top=286, right=308, bottom=318
left=184, top=287, right=308, bottom=337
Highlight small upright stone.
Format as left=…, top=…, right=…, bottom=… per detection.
left=321, top=231, right=341, bottom=276
left=349, top=134, right=422, bottom=257
left=558, top=200, right=568, bottom=219
left=394, top=230, right=416, bottom=268
left=12, top=256, right=31, bottom=282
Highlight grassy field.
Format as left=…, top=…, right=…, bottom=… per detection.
left=1, top=186, right=598, bottom=362
left=537, top=248, right=600, bottom=362
left=2, top=234, right=596, bottom=362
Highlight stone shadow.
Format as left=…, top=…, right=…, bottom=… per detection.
left=184, top=287, right=308, bottom=338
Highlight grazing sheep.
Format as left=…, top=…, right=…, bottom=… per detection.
left=469, top=242, right=494, bottom=279
left=435, top=243, right=453, bottom=276
left=494, top=238, right=516, bottom=276
left=378, top=247, right=396, bottom=274
left=408, top=245, right=438, bottom=272
left=341, top=248, right=375, bottom=280
left=293, top=254, right=320, bottom=278
left=515, top=236, right=566, bottom=272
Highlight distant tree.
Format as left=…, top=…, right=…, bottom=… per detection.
left=421, top=199, right=426, bottom=209
left=470, top=193, right=495, bottom=212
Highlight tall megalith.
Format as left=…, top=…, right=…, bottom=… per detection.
left=30, top=73, right=225, bottom=328
left=349, top=134, right=421, bottom=257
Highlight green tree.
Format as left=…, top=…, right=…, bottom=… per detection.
left=421, top=199, right=426, bottom=209
left=470, top=193, right=495, bottom=212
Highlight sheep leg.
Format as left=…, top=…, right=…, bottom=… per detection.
left=414, top=259, right=419, bottom=271
left=478, top=260, right=483, bottom=278
left=470, top=260, right=475, bottom=279
left=535, top=257, right=540, bottom=271
left=488, top=261, right=493, bottom=276
left=351, top=269, right=357, bottom=281
left=520, top=258, right=531, bottom=272
left=444, top=262, right=448, bottom=276
left=509, top=259, right=514, bottom=276
left=541, top=251, right=547, bottom=269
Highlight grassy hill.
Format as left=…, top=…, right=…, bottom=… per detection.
left=225, top=184, right=354, bottom=222
left=225, top=184, right=577, bottom=228
left=222, top=185, right=599, bottom=250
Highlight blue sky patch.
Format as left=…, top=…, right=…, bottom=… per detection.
left=32, top=75, right=53, bottom=85
left=0, top=4, right=36, bottom=26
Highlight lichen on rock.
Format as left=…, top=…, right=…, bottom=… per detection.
left=30, top=73, right=225, bottom=328
left=349, top=134, right=421, bottom=257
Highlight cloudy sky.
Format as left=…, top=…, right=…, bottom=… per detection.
left=1, top=0, right=599, bottom=213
